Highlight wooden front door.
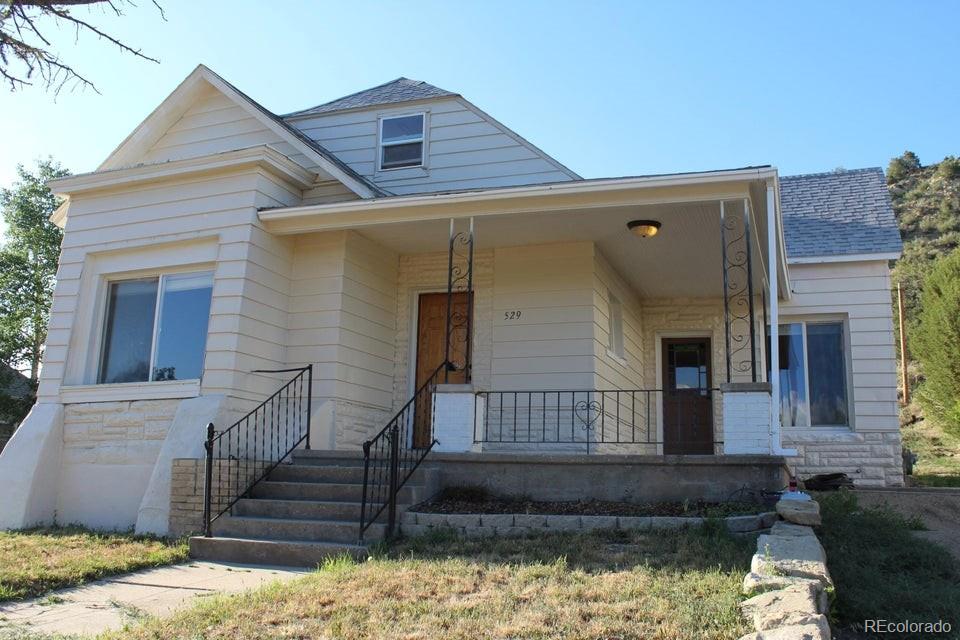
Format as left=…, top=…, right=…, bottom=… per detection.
left=413, top=292, right=471, bottom=447
left=662, top=337, right=714, bottom=454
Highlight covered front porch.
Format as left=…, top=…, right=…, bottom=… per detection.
left=259, top=167, right=792, bottom=459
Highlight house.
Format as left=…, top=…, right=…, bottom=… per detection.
left=0, top=66, right=902, bottom=563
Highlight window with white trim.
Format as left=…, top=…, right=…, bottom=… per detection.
left=379, top=113, right=425, bottom=170
left=607, top=291, right=625, bottom=359
left=766, top=320, right=850, bottom=427
left=98, top=271, right=214, bottom=384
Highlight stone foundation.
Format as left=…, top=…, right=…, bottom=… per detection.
left=57, top=399, right=180, bottom=528
left=333, top=399, right=392, bottom=449
left=169, top=458, right=205, bottom=537
left=168, top=457, right=266, bottom=537
left=784, top=430, right=904, bottom=487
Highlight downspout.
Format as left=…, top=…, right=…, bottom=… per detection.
left=766, top=181, right=796, bottom=456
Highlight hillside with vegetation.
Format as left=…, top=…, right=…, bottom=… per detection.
left=888, top=151, right=960, bottom=484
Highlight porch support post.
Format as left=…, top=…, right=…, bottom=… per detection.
left=444, top=217, right=475, bottom=384
left=766, top=183, right=781, bottom=454
left=444, top=219, right=455, bottom=383
left=743, top=198, right=757, bottom=383
left=761, top=288, right=768, bottom=381
left=719, top=201, right=732, bottom=383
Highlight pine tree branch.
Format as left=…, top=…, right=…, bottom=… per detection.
left=1, top=0, right=163, bottom=94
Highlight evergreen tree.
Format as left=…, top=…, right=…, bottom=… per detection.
left=0, top=159, right=68, bottom=420
left=910, top=248, right=960, bottom=435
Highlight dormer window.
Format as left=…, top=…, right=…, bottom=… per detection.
left=379, top=113, right=425, bottom=170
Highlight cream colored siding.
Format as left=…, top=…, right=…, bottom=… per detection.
left=140, top=84, right=317, bottom=172
left=286, top=231, right=398, bottom=445
left=301, top=180, right=360, bottom=206
left=491, top=243, right=596, bottom=390
left=40, top=169, right=298, bottom=406
left=287, top=232, right=347, bottom=403
left=780, top=260, right=899, bottom=431
left=338, top=232, right=398, bottom=406
left=286, top=98, right=573, bottom=195
left=592, top=251, right=644, bottom=390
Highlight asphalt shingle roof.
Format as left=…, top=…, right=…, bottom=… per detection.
left=284, top=78, right=457, bottom=117
left=780, top=167, right=903, bottom=259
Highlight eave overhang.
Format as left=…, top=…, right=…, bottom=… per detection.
left=47, top=146, right=318, bottom=229
left=49, top=145, right=316, bottom=197
left=259, top=166, right=779, bottom=233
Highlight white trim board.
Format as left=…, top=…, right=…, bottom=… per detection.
left=60, top=380, right=200, bottom=404
left=787, top=252, right=901, bottom=264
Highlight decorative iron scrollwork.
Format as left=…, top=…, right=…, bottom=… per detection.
left=720, top=201, right=758, bottom=383
left=574, top=400, right=602, bottom=431
left=444, top=220, right=474, bottom=382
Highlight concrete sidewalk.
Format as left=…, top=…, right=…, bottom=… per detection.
left=0, top=561, right=310, bottom=637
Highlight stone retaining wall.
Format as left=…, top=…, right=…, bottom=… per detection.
left=400, top=510, right=777, bottom=538
left=738, top=498, right=832, bottom=640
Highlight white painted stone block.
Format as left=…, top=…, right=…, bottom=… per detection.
left=433, top=388, right=481, bottom=453
left=723, top=387, right=772, bottom=455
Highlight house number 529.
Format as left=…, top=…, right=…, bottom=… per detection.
left=504, top=310, right=522, bottom=320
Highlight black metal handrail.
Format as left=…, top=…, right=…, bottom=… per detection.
left=202, top=365, right=313, bottom=537
left=358, top=361, right=448, bottom=542
left=475, top=388, right=721, bottom=454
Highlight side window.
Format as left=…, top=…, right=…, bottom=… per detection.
left=766, top=320, right=849, bottom=427
left=379, top=113, right=425, bottom=170
left=607, top=292, right=625, bottom=359
left=99, top=271, right=213, bottom=384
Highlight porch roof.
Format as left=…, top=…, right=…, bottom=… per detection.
left=259, top=166, right=790, bottom=300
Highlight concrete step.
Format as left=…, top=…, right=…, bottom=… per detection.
left=211, top=515, right=384, bottom=544
left=268, top=464, right=369, bottom=484
left=233, top=498, right=369, bottom=521
left=269, top=463, right=430, bottom=485
left=290, top=450, right=366, bottom=467
left=189, top=535, right=367, bottom=567
left=250, top=480, right=427, bottom=504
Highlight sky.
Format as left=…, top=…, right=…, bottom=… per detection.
left=1, top=0, right=959, bottom=228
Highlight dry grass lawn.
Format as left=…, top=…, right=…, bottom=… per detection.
left=902, top=408, right=960, bottom=486
left=106, top=526, right=754, bottom=640
left=0, top=527, right=188, bottom=602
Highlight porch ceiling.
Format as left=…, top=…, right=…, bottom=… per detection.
left=357, top=198, right=769, bottom=299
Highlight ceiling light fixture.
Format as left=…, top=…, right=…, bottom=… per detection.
left=627, top=220, right=662, bottom=238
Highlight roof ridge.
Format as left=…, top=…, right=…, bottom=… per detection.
left=782, top=167, right=883, bottom=180
left=281, top=77, right=456, bottom=118
left=284, top=77, right=412, bottom=117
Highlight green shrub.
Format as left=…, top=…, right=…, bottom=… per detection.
left=936, top=156, right=960, bottom=180
left=887, top=150, right=922, bottom=184
left=910, top=248, right=960, bottom=435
